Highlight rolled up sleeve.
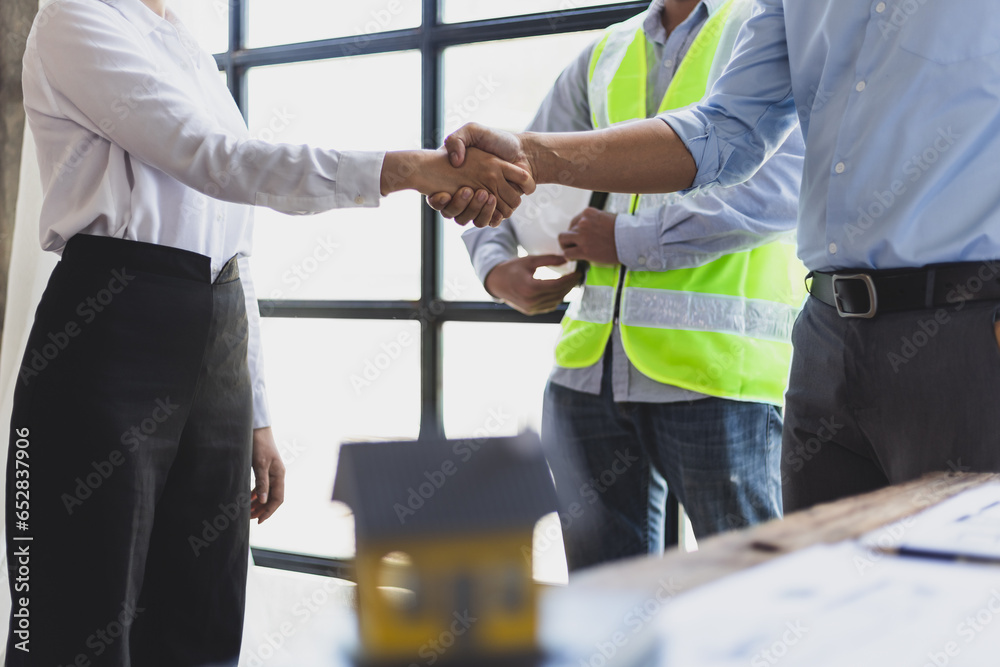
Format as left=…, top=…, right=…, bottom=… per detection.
left=616, top=126, right=803, bottom=271
left=660, top=0, right=798, bottom=191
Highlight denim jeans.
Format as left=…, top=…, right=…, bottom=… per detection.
left=541, top=358, right=783, bottom=572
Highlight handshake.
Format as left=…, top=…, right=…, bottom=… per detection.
left=380, top=123, right=535, bottom=228
left=379, top=118, right=692, bottom=226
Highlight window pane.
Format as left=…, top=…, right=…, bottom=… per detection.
left=443, top=322, right=568, bottom=583
left=247, top=52, right=422, bottom=301
left=440, top=216, right=494, bottom=302
left=170, top=0, right=230, bottom=55
left=250, top=319, right=421, bottom=558
left=248, top=0, right=422, bottom=48
left=442, top=322, right=561, bottom=438
left=443, top=0, right=637, bottom=24
left=441, top=32, right=599, bottom=301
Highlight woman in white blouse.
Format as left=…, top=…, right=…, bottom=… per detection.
left=6, top=0, right=532, bottom=664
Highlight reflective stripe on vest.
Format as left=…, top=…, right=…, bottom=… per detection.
left=564, top=275, right=800, bottom=340
left=555, top=0, right=807, bottom=405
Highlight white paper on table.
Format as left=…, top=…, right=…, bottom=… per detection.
left=509, top=184, right=593, bottom=276
left=651, top=542, right=1000, bottom=667
left=539, top=585, right=670, bottom=666
left=859, top=482, right=1000, bottom=562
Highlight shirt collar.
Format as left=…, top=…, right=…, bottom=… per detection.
left=100, top=0, right=167, bottom=36
left=642, top=0, right=718, bottom=45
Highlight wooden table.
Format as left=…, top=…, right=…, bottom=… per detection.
left=265, top=471, right=1000, bottom=665
left=572, top=471, right=1000, bottom=596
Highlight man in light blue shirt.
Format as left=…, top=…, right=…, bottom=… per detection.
left=434, top=0, right=1000, bottom=511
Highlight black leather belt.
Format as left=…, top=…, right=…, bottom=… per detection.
left=808, top=261, right=1000, bottom=318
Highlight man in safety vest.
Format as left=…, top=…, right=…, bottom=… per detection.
left=462, top=0, right=806, bottom=571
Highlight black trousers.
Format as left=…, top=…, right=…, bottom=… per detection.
left=782, top=295, right=1000, bottom=512
left=5, top=235, right=253, bottom=666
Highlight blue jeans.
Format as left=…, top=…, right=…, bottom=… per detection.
left=541, top=366, right=782, bottom=572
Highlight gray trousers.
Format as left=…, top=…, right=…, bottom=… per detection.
left=782, top=295, right=1000, bottom=512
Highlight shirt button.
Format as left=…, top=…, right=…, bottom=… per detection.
left=664, top=59, right=674, bottom=69
left=637, top=256, right=647, bottom=266
left=855, top=81, right=866, bottom=92
left=829, top=242, right=838, bottom=254
left=835, top=162, right=846, bottom=174
left=354, top=195, right=366, bottom=205
left=875, top=2, right=886, bottom=12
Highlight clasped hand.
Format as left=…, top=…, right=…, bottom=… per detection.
left=381, top=138, right=534, bottom=227
left=425, top=123, right=534, bottom=227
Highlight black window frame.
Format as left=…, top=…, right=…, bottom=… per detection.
left=213, top=0, right=656, bottom=579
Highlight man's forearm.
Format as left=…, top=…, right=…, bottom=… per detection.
left=433, top=120, right=699, bottom=225
left=522, top=119, right=698, bottom=194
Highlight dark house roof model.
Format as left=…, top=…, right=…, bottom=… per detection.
left=333, top=432, right=558, bottom=542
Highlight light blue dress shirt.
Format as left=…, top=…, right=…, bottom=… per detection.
left=464, top=0, right=804, bottom=403
left=663, top=0, right=1000, bottom=272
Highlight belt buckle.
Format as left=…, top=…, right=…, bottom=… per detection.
left=831, top=273, right=878, bottom=319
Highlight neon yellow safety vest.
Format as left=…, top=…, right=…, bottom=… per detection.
left=555, top=0, right=807, bottom=406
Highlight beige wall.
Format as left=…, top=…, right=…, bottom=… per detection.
left=0, top=0, right=38, bottom=335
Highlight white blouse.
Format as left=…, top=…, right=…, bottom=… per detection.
left=22, top=0, right=387, bottom=428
